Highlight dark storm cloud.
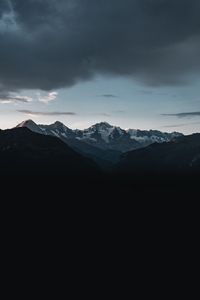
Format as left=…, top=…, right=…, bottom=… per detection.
left=1, top=0, right=200, bottom=93
left=18, top=110, right=76, bottom=116
left=163, top=112, right=200, bottom=118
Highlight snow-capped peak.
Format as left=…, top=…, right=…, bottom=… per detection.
left=90, top=122, right=113, bottom=130
left=50, top=121, right=65, bottom=128
left=83, top=122, right=115, bottom=143
left=17, top=119, right=37, bottom=128
left=38, top=121, right=74, bottom=138
left=16, top=119, right=43, bottom=134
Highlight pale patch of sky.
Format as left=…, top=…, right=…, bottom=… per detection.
left=0, top=76, right=200, bottom=134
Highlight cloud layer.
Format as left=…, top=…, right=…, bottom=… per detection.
left=163, top=112, right=200, bottom=118
left=0, top=91, right=32, bottom=104
left=18, top=110, right=76, bottom=116
left=100, top=94, right=118, bottom=98
left=1, top=0, right=200, bottom=94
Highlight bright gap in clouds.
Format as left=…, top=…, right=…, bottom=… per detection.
left=38, top=92, right=58, bottom=104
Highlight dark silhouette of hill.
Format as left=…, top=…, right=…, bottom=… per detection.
left=0, top=127, right=99, bottom=176
left=116, top=133, right=200, bottom=174
left=113, top=133, right=200, bottom=190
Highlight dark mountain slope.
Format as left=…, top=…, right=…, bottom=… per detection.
left=60, top=137, right=121, bottom=169
left=0, top=127, right=99, bottom=175
left=116, top=133, right=200, bottom=175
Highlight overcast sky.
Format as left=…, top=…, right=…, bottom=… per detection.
left=0, top=0, right=200, bottom=133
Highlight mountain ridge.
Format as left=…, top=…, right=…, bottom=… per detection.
left=17, top=119, right=183, bottom=153
left=1, top=125, right=200, bottom=191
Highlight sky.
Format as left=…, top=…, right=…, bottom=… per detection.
left=0, top=0, right=200, bottom=134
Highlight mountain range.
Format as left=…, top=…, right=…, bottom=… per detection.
left=17, top=120, right=182, bottom=167
left=0, top=121, right=200, bottom=190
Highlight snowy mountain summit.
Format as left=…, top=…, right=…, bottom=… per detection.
left=17, top=119, right=43, bottom=134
